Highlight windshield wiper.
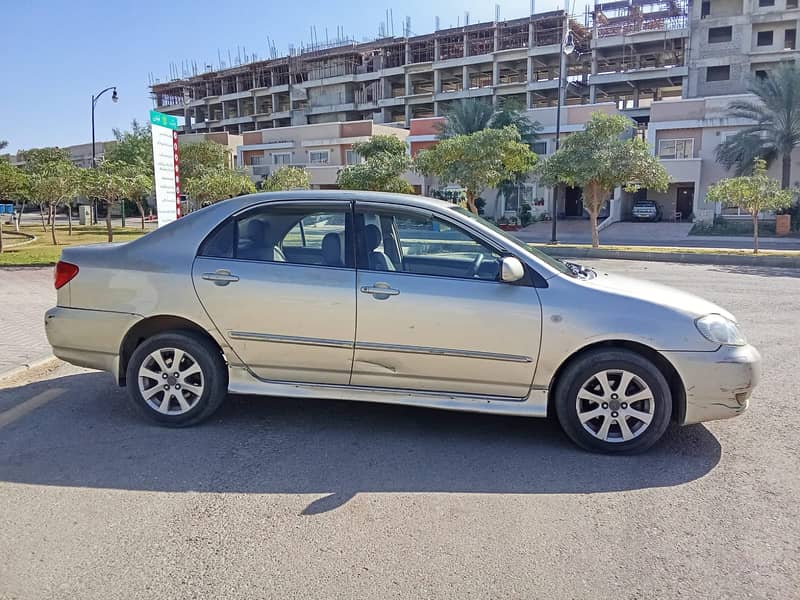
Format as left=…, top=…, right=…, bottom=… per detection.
left=559, top=259, right=596, bottom=279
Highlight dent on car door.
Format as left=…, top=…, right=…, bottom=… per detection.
left=192, top=202, right=357, bottom=385
left=352, top=206, right=542, bottom=397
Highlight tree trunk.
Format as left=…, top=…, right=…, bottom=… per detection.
left=49, top=204, right=57, bottom=245
left=106, top=203, right=113, bottom=243
left=0, top=217, right=4, bottom=254
left=39, top=206, right=47, bottom=232
left=586, top=183, right=603, bottom=248
left=752, top=212, right=759, bottom=255
left=67, top=203, right=73, bottom=236
left=781, top=153, right=791, bottom=189
left=466, top=190, right=478, bottom=214
left=137, top=201, right=145, bottom=230
left=16, top=201, right=25, bottom=232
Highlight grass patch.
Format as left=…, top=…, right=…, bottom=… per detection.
left=0, top=225, right=147, bottom=267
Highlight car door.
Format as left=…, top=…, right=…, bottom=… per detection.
left=192, top=201, right=356, bottom=385
left=351, top=203, right=542, bottom=398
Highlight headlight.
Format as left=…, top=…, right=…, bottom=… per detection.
left=695, top=314, right=746, bottom=346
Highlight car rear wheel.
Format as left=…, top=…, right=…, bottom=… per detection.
left=554, top=349, right=672, bottom=454
left=125, top=331, right=227, bottom=427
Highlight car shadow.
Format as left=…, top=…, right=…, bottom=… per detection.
left=0, top=372, right=722, bottom=514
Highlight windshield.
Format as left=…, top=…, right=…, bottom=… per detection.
left=449, top=206, right=577, bottom=277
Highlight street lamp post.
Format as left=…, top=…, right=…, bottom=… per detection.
left=550, top=25, right=575, bottom=244
left=91, top=86, right=118, bottom=225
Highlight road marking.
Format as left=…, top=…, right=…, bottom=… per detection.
left=0, top=388, right=63, bottom=429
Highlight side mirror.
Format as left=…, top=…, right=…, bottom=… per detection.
left=500, top=256, right=525, bottom=283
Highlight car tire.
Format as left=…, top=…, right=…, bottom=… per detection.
left=125, top=331, right=228, bottom=427
left=554, top=349, right=672, bottom=454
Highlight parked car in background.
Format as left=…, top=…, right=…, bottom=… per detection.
left=45, top=191, right=760, bottom=454
left=631, top=199, right=663, bottom=222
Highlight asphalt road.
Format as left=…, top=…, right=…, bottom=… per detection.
left=1, top=260, right=798, bottom=599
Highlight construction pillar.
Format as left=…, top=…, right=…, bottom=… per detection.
left=405, top=41, right=411, bottom=65
left=404, top=103, right=411, bottom=126
left=463, top=34, right=469, bottom=58
left=462, top=65, right=470, bottom=91
left=434, top=38, right=440, bottom=62
left=632, top=85, right=640, bottom=108
left=495, top=24, right=501, bottom=52
left=405, top=72, right=412, bottom=96
left=434, top=69, right=441, bottom=93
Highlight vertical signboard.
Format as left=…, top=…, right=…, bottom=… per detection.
left=150, top=110, right=181, bottom=227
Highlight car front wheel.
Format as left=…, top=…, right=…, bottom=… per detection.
left=125, top=331, right=228, bottom=427
left=555, top=349, right=672, bottom=454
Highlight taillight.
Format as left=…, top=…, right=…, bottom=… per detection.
left=54, top=261, right=79, bottom=290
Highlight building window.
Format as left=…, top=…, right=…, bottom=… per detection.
left=272, top=152, right=292, bottom=165
left=757, top=31, right=774, bottom=46
left=758, top=0, right=774, bottom=6
left=788, top=0, right=799, bottom=8
left=706, top=65, right=730, bottom=82
left=658, top=139, right=694, bottom=159
left=701, top=0, right=710, bottom=17
left=309, top=150, right=330, bottom=165
left=532, top=141, right=548, bottom=155
left=708, top=26, right=732, bottom=43
left=786, top=29, right=797, bottom=50
left=345, top=149, right=362, bottom=165
left=249, top=155, right=265, bottom=166
left=755, top=69, right=769, bottom=80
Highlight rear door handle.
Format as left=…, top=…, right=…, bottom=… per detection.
left=202, top=270, right=239, bottom=286
left=361, top=283, right=400, bottom=298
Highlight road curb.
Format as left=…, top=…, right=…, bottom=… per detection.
left=536, top=246, right=800, bottom=268
left=0, top=355, right=57, bottom=383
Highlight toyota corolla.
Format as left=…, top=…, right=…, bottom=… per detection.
left=44, top=191, right=760, bottom=453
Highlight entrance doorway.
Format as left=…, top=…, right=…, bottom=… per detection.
left=676, top=186, right=694, bottom=221
left=564, top=186, right=584, bottom=217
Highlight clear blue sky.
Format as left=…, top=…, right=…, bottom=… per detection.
left=1, top=0, right=563, bottom=154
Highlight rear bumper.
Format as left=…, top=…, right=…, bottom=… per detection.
left=44, top=307, right=141, bottom=379
left=663, top=344, right=761, bottom=425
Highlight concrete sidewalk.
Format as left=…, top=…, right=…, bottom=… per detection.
left=0, top=267, right=55, bottom=377
left=517, top=220, right=800, bottom=250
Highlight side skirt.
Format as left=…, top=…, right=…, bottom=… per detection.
left=227, top=366, right=549, bottom=418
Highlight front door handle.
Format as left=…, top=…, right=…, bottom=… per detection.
left=361, top=283, right=400, bottom=299
left=202, top=270, right=239, bottom=286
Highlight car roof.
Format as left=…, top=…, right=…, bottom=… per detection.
left=212, top=190, right=454, bottom=213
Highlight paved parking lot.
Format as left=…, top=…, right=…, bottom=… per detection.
left=1, top=260, right=798, bottom=599
left=0, top=267, right=53, bottom=376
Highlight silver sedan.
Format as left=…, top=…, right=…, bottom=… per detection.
left=44, top=191, right=760, bottom=453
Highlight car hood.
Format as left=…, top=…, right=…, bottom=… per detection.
left=584, top=270, right=736, bottom=321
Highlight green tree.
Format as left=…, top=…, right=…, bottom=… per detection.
left=714, top=63, right=800, bottom=189
left=706, top=159, right=795, bottom=254
left=106, top=121, right=155, bottom=230
left=180, top=140, right=230, bottom=180
left=183, top=169, right=255, bottom=205
left=415, top=126, right=537, bottom=213
left=0, top=161, right=27, bottom=252
left=260, top=166, right=311, bottom=192
left=337, top=135, right=413, bottom=193
left=26, top=161, right=81, bottom=244
left=80, top=161, right=127, bottom=242
left=538, top=112, right=669, bottom=248
left=0, top=140, right=8, bottom=151
left=18, top=147, right=75, bottom=234
left=438, top=98, right=541, bottom=146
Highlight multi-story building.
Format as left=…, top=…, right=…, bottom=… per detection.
left=236, top=119, right=422, bottom=190
left=8, top=141, right=116, bottom=169
left=144, top=0, right=797, bottom=223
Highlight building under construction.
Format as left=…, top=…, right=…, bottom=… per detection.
left=151, top=1, right=698, bottom=134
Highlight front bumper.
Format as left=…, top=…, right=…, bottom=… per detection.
left=663, top=344, right=761, bottom=425
left=45, top=307, right=142, bottom=379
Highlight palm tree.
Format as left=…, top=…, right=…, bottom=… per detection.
left=715, top=63, right=800, bottom=188
left=438, top=99, right=494, bottom=137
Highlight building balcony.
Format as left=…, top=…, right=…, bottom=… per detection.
left=659, top=157, right=702, bottom=183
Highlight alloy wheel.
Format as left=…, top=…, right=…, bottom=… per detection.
left=138, top=347, right=205, bottom=415
left=575, top=369, right=655, bottom=443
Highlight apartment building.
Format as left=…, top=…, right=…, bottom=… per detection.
left=687, top=0, right=799, bottom=98
left=236, top=120, right=423, bottom=190
left=144, top=0, right=798, bottom=222
left=8, top=141, right=116, bottom=169
left=150, top=1, right=690, bottom=134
